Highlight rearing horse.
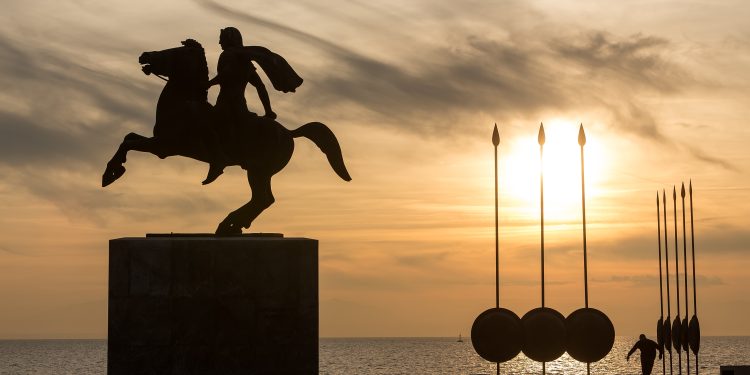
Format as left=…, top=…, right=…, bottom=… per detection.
left=102, top=39, right=351, bottom=235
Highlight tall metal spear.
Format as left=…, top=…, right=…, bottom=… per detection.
left=663, top=190, right=673, bottom=374
left=688, top=181, right=700, bottom=373
left=657, top=193, right=666, bottom=375
left=494, top=125, right=500, bottom=309
left=579, top=124, right=588, bottom=310
left=672, top=186, right=682, bottom=375
left=539, top=122, right=546, bottom=375
left=493, top=123, right=500, bottom=375
left=681, top=183, right=690, bottom=374
left=578, top=124, right=590, bottom=375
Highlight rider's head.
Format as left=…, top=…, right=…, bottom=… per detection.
left=219, top=27, right=243, bottom=50
left=639, top=334, right=646, bottom=341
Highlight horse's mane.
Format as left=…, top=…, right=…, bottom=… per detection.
left=181, top=38, right=203, bottom=50
left=175, top=39, right=209, bottom=100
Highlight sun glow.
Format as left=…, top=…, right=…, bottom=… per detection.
left=499, top=120, right=607, bottom=227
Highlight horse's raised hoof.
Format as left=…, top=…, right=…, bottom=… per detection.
left=102, top=164, right=126, bottom=187
left=215, top=220, right=242, bottom=236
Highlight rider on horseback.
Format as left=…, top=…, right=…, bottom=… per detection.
left=203, top=27, right=302, bottom=185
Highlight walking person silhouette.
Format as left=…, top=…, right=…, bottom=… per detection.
left=627, top=334, right=664, bottom=375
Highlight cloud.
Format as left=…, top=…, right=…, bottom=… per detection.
left=585, top=224, right=750, bottom=264
left=683, top=144, right=739, bottom=172
left=0, top=35, right=155, bottom=169
left=395, top=251, right=449, bottom=267
left=552, top=32, right=687, bottom=93
left=192, top=0, right=719, bottom=160
left=602, top=274, right=724, bottom=287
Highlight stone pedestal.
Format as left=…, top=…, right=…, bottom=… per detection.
left=107, top=236, right=318, bottom=375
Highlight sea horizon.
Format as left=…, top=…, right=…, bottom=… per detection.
left=2, top=336, right=748, bottom=374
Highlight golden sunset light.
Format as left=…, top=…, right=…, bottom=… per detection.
left=2, top=0, right=750, bottom=373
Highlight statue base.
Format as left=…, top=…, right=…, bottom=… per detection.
left=107, top=236, right=318, bottom=375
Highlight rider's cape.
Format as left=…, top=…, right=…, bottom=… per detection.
left=245, top=46, right=303, bottom=93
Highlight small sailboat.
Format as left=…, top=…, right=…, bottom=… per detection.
left=457, top=333, right=464, bottom=342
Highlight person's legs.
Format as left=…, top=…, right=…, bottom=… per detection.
left=642, top=357, right=655, bottom=375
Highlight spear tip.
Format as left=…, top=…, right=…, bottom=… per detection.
left=578, top=123, right=586, bottom=146
left=538, top=122, right=546, bottom=145
left=492, top=123, right=500, bottom=146
left=673, top=185, right=676, bottom=199
left=689, top=179, right=693, bottom=194
left=681, top=182, right=686, bottom=198
left=657, top=191, right=660, bottom=206
left=662, top=189, right=666, bottom=203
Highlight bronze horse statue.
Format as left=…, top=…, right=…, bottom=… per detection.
left=102, top=39, right=351, bottom=234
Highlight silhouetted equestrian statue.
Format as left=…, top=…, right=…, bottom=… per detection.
left=102, top=28, right=351, bottom=235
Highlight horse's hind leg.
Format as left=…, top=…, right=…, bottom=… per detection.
left=215, top=171, right=275, bottom=235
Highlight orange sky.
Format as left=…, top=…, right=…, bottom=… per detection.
left=1, top=0, right=749, bottom=338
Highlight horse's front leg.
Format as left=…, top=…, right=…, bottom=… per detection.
left=215, top=171, right=276, bottom=235
left=102, top=133, right=167, bottom=187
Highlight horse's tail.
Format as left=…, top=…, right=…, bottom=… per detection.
left=291, top=122, right=352, bottom=181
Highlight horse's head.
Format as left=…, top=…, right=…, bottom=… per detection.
left=139, top=39, right=208, bottom=95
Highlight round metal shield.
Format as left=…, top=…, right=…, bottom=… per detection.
left=471, top=307, right=523, bottom=363
left=689, top=315, right=700, bottom=354
left=671, top=316, right=681, bottom=351
left=681, top=317, right=689, bottom=351
left=656, top=318, right=664, bottom=348
left=565, top=307, right=615, bottom=363
left=521, top=307, right=567, bottom=362
left=663, top=317, right=672, bottom=352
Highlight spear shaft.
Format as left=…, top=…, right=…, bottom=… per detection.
left=493, top=125, right=501, bottom=375
left=493, top=125, right=500, bottom=309
left=664, top=190, right=673, bottom=374
left=579, top=125, right=589, bottom=308
left=689, top=181, right=699, bottom=374
left=690, top=182, right=697, bottom=313
left=538, top=123, right=546, bottom=375
left=673, top=187, right=682, bottom=374
left=658, top=193, right=666, bottom=375
left=539, top=123, right=546, bottom=308
left=578, top=125, right=591, bottom=375
left=682, top=184, right=689, bottom=375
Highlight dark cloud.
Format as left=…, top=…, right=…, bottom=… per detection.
left=0, top=112, right=83, bottom=165
left=0, top=35, right=157, bottom=169
left=192, top=0, right=713, bottom=150
left=552, top=32, right=688, bottom=93
left=191, top=1, right=738, bottom=169
left=191, top=0, right=354, bottom=58
left=683, top=144, right=739, bottom=172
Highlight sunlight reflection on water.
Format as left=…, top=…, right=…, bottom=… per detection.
left=0, top=336, right=747, bottom=374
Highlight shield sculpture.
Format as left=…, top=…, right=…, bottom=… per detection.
left=565, top=307, right=615, bottom=363
left=521, top=307, right=567, bottom=362
left=671, top=316, right=681, bottom=351
left=656, top=317, right=664, bottom=349
left=689, top=315, right=701, bottom=354
left=471, top=307, right=523, bottom=363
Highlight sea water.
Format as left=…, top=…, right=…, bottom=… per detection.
left=0, top=336, right=748, bottom=374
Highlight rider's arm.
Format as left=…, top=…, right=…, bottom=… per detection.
left=207, top=75, right=221, bottom=88
left=248, top=69, right=275, bottom=119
